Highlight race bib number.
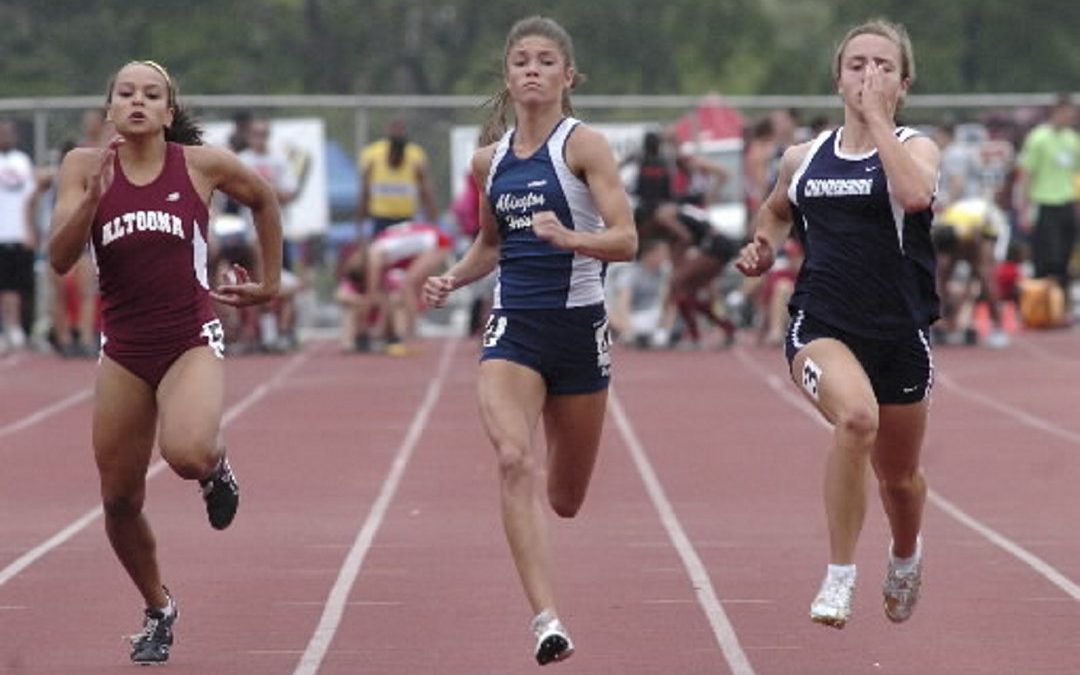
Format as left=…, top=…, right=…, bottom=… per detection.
left=201, top=319, right=226, bottom=359
left=482, top=314, right=508, bottom=348
left=801, top=357, right=822, bottom=400
left=594, top=317, right=612, bottom=377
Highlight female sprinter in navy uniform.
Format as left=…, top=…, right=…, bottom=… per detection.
left=48, top=61, right=282, bottom=664
left=423, top=16, right=636, bottom=666
left=736, top=20, right=941, bottom=629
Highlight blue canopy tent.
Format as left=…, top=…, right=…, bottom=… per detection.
left=325, top=140, right=359, bottom=247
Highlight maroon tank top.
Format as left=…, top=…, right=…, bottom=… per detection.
left=91, top=142, right=215, bottom=345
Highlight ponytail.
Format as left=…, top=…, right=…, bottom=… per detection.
left=479, top=88, right=512, bottom=147
left=165, top=105, right=203, bottom=146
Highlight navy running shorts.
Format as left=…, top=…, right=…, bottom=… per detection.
left=784, top=310, right=933, bottom=405
left=480, top=304, right=611, bottom=395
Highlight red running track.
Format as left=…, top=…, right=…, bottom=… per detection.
left=1, top=330, right=1079, bottom=674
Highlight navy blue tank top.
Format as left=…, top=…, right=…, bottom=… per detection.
left=787, top=127, right=939, bottom=339
left=485, top=118, right=606, bottom=309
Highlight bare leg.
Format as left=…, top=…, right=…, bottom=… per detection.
left=791, top=339, right=878, bottom=564
left=94, top=356, right=169, bottom=609
left=872, top=402, right=929, bottom=558
left=156, top=347, right=226, bottom=481
left=542, top=391, right=607, bottom=518
left=477, top=360, right=552, bottom=614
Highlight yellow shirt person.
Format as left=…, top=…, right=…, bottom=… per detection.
left=356, top=120, right=438, bottom=237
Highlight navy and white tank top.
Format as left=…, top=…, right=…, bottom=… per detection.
left=485, top=117, right=606, bottom=309
left=787, top=126, right=939, bottom=339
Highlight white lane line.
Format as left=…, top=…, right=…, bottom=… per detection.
left=0, top=387, right=93, bottom=442
left=0, top=348, right=313, bottom=588
left=292, top=339, right=456, bottom=675
left=936, top=371, right=1080, bottom=446
left=734, top=349, right=1080, bottom=602
left=610, top=389, right=756, bottom=675
left=929, top=492, right=1080, bottom=600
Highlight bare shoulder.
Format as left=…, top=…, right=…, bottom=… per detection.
left=470, top=142, right=498, bottom=180
left=566, top=122, right=615, bottom=172
left=566, top=122, right=609, bottom=154
left=902, top=134, right=941, bottom=157
left=181, top=144, right=246, bottom=188
left=781, top=139, right=815, bottom=169
left=181, top=143, right=232, bottom=170
left=59, top=147, right=101, bottom=173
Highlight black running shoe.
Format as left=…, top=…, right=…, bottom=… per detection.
left=130, top=592, right=178, bottom=665
left=199, top=456, right=239, bottom=530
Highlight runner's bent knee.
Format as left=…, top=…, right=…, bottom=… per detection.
left=547, top=484, right=585, bottom=519
left=159, top=433, right=219, bottom=479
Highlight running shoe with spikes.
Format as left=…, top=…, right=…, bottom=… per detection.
left=130, top=590, right=178, bottom=665
left=199, top=456, right=239, bottom=530
left=531, top=609, right=575, bottom=666
left=810, top=572, right=856, bottom=629
left=883, top=543, right=923, bottom=623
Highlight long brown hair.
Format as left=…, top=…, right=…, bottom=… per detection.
left=105, top=60, right=203, bottom=145
left=479, top=16, right=586, bottom=146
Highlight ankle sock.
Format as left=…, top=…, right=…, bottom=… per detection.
left=826, top=563, right=856, bottom=583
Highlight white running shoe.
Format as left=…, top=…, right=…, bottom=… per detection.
left=530, top=609, right=574, bottom=666
left=810, top=572, right=856, bottom=629
left=883, top=542, right=923, bottom=623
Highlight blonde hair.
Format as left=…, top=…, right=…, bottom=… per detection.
left=479, top=16, right=586, bottom=146
left=832, top=19, right=916, bottom=84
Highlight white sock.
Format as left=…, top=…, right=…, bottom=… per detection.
left=531, top=608, right=557, bottom=632
left=827, top=563, right=856, bottom=583
left=890, top=537, right=922, bottom=573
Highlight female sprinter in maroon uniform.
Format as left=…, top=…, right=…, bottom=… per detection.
left=48, top=61, right=282, bottom=665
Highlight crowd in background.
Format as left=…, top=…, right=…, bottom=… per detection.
left=609, top=96, right=1080, bottom=352
left=1, top=95, right=1078, bottom=358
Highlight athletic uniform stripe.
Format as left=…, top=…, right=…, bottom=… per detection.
left=789, top=309, right=807, bottom=350
left=548, top=120, right=605, bottom=307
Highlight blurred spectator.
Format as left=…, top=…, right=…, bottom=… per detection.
left=449, top=170, right=495, bottom=336
left=631, top=131, right=682, bottom=244
left=608, top=238, right=673, bottom=348
left=48, top=110, right=108, bottom=357
left=44, top=139, right=98, bottom=357
left=807, top=114, right=834, bottom=138
left=357, top=118, right=438, bottom=238
left=336, top=222, right=451, bottom=354
left=0, top=120, right=37, bottom=353
left=365, top=221, right=452, bottom=355
left=756, top=236, right=804, bottom=347
left=933, top=121, right=983, bottom=210
left=450, top=171, right=481, bottom=240
left=664, top=204, right=738, bottom=348
left=214, top=116, right=300, bottom=353
left=743, top=116, right=775, bottom=218
left=765, top=107, right=801, bottom=189
left=1016, top=94, right=1080, bottom=316
left=931, top=198, right=1011, bottom=347
left=334, top=238, right=377, bottom=352
left=237, top=117, right=302, bottom=351
left=228, top=110, right=254, bottom=154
